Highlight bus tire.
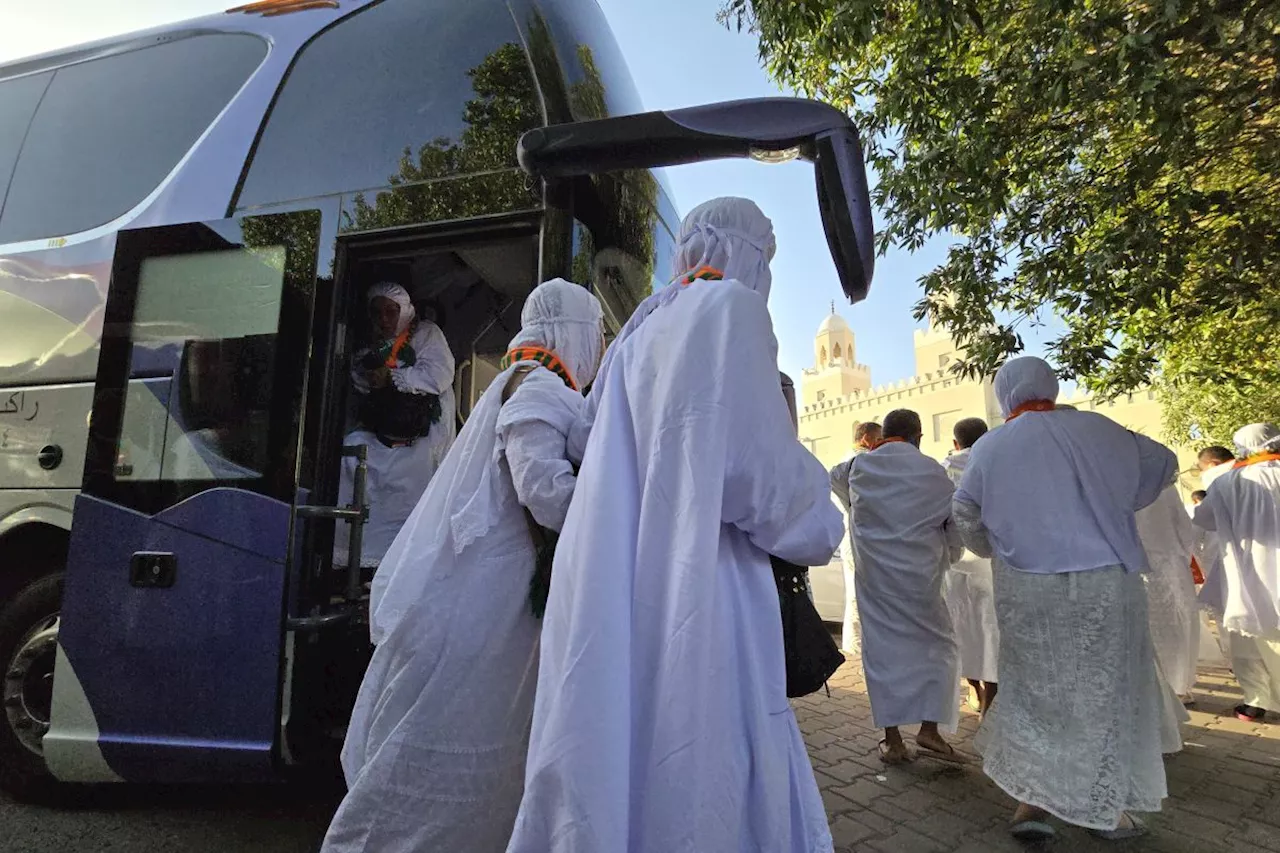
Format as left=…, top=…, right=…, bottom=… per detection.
left=0, top=572, right=63, bottom=802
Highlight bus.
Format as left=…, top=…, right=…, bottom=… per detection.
left=0, top=0, right=873, bottom=799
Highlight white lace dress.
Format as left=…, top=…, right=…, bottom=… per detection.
left=954, top=499, right=1169, bottom=831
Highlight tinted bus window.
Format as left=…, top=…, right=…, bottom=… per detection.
left=0, top=72, right=52, bottom=218
left=238, top=0, right=534, bottom=209
left=117, top=247, right=285, bottom=484
left=0, top=35, right=266, bottom=244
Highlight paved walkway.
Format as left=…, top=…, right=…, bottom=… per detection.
left=796, top=654, right=1280, bottom=852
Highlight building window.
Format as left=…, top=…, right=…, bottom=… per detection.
left=820, top=346, right=827, bottom=364
left=833, top=343, right=842, bottom=361
left=932, top=409, right=963, bottom=444
left=816, top=390, right=825, bottom=402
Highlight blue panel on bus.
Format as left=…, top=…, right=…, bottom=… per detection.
left=59, top=492, right=288, bottom=784
left=160, top=487, right=291, bottom=562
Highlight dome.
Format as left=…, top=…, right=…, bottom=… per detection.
left=818, top=312, right=851, bottom=335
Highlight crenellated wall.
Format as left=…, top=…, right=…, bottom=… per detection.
left=798, top=320, right=1193, bottom=488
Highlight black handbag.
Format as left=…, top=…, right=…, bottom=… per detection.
left=771, top=556, right=845, bottom=698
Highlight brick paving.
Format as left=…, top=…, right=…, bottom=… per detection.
left=796, top=653, right=1280, bottom=852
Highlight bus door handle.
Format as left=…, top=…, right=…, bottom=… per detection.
left=130, top=552, right=177, bottom=589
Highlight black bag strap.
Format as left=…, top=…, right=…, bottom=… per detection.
left=501, top=364, right=551, bottom=553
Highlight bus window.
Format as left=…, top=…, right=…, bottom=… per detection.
left=238, top=0, right=538, bottom=210
left=0, top=35, right=266, bottom=245
left=0, top=72, right=51, bottom=219
left=571, top=174, right=679, bottom=331
left=115, top=247, right=284, bottom=487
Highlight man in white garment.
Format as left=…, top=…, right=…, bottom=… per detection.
left=322, top=279, right=604, bottom=853
left=336, top=283, right=457, bottom=568
left=952, top=356, right=1176, bottom=842
left=830, top=422, right=882, bottom=653
left=1194, top=423, right=1280, bottom=724
left=1135, top=482, right=1201, bottom=703
left=849, top=409, right=963, bottom=766
left=507, top=198, right=843, bottom=853
left=941, top=417, right=999, bottom=715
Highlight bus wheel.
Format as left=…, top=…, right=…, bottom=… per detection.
left=0, top=573, right=62, bottom=801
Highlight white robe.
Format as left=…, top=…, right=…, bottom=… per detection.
left=336, top=321, right=457, bottom=567
left=1135, top=485, right=1200, bottom=695
left=850, top=442, right=962, bottom=731
left=323, top=366, right=581, bottom=853
left=830, top=455, right=862, bottom=653
left=1194, top=459, right=1280, bottom=638
left=941, top=449, right=999, bottom=684
left=506, top=280, right=843, bottom=853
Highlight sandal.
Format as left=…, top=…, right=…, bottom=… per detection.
left=878, top=739, right=911, bottom=766
left=917, top=740, right=971, bottom=765
left=1092, top=813, right=1147, bottom=841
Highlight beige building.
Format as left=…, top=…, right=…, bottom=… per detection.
left=798, top=310, right=1199, bottom=486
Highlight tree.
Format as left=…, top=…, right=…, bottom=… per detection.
left=723, top=0, right=1280, bottom=436
left=1160, top=301, right=1280, bottom=444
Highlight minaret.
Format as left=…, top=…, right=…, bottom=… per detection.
left=802, top=306, right=871, bottom=408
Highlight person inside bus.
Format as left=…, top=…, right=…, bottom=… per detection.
left=334, top=282, right=456, bottom=570
left=321, top=278, right=605, bottom=853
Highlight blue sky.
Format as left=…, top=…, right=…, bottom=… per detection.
left=1, top=0, right=1054, bottom=385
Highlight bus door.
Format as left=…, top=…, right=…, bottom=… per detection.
left=45, top=211, right=324, bottom=784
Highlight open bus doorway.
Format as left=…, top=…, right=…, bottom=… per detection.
left=286, top=223, right=543, bottom=770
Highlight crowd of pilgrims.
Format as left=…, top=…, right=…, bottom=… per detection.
left=320, top=196, right=1280, bottom=851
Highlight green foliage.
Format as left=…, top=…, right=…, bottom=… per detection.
left=724, top=0, right=1280, bottom=426
left=1159, top=294, right=1280, bottom=444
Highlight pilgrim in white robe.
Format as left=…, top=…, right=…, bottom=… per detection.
left=1194, top=460, right=1235, bottom=666
left=830, top=456, right=862, bottom=653
left=1194, top=424, right=1280, bottom=713
left=941, top=448, right=999, bottom=684
left=849, top=441, right=962, bottom=731
left=507, top=198, right=843, bottom=853
left=954, top=357, right=1175, bottom=831
left=1135, top=485, right=1201, bottom=696
left=336, top=311, right=457, bottom=568
left=322, top=280, right=603, bottom=853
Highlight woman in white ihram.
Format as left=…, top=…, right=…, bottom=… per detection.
left=508, top=198, right=843, bottom=853
left=321, top=278, right=605, bottom=853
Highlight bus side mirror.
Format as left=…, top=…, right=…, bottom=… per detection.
left=517, top=97, right=876, bottom=304
left=813, top=128, right=874, bottom=304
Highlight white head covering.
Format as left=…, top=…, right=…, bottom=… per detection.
left=1233, top=423, right=1280, bottom=457
left=994, top=356, right=1059, bottom=418
left=674, top=197, right=777, bottom=298
left=508, top=278, right=605, bottom=389
left=367, top=282, right=416, bottom=336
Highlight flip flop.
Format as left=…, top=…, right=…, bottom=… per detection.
left=1009, top=820, right=1056, bottom=842
left=878, top=739, right=911, bottom=766
left=1092, top=814, right=1147, bottom=841
left=917, top=741, right=972, bottom=765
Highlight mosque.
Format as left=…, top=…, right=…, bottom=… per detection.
left=797, top=307, right=1200, bottom=486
